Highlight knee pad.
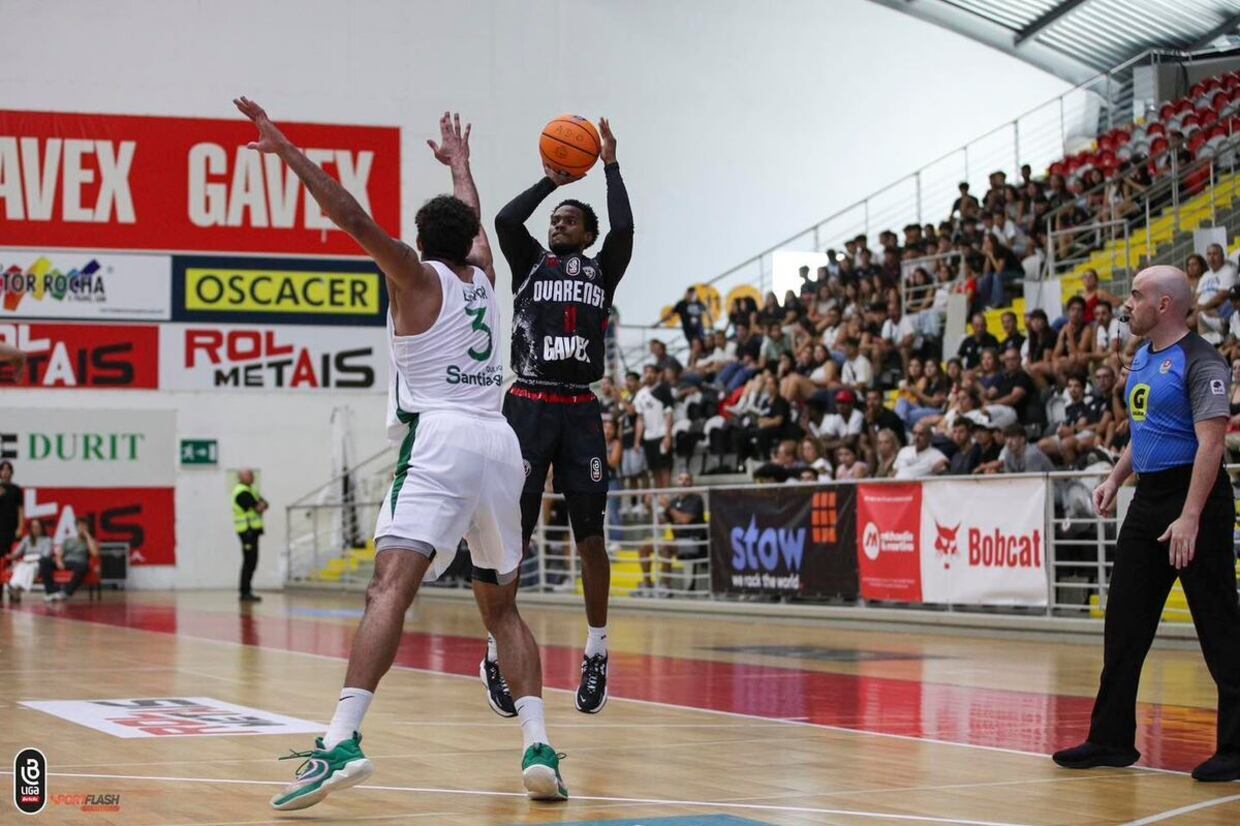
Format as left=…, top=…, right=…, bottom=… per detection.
left=566, top=491, right=607, bottom=542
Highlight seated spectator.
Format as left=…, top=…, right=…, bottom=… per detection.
left=39, top=516, right=100, bottom=602
left=947, top=419, right=981, bottom=475
left=979, top=234, right=1023, bottom=309
left=756, top=374, right=794, bottom=459
left=817, top=389, right=864, bottom=456
left=780, top=343, right=840, bottom=403
left=1091, top=299, right=1128, bottom=372
left=999, top=310, right=1024, bottom=353
left=957, top=313, right=999, bottom=369
left=1021, top=308, right=1058, bottom=389
left=871, top=428, right=902, bottom=478
left=754, top=439, right=806, bottom=483
left=1197, top=243, right=1237, bottom=344
left=977, top=348, right=1002, bottom=396
left=840, top=338, right=873, bottom=390
left=4, top=518, right=51, bottom=602
left=636, top=470, right=707, bottom=594
left=833, top=444, right=870, bottom=479
left=1080, top=269, right=1123, bottom=324
left=952, top=181, right=981, bottom=221
left=1052, top=296, right=1096, bottom=382
left=987, top=347, right=1036, bottom=425
left=896, top=357, right=949, bottom=426
left=695, top=330, right=736, bottom=381
left=759, top=321, right=791, bottom=368
left=1222, top=285, right=1240, bottom=364
left=718, top=324, right=761, bottom=392
left=894, top=421, right=948, bottom=479
left=799, top=437, right=833, bottom=480
left=728, top=293, right=759, bottom=332
left=1038, top=373, right=1108, bottom=467
left=862, top=387, right=906, bottom=458
left=879, top=298, right=918, bottom=375
left=648, top=338, right=683, bottom=373
left=984, top=423, right=1055, bottom=474
left=662, top=287, right=710, bottom=345
left=756, top=291, right=782, bottom=328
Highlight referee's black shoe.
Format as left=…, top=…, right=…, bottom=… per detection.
left=1192, top=752, right=1240, bottom=782
left=479, top=658, right=516, bottom=718
left=1052, top=742, right=1140, bottom=769
left=575, top=653, right=608, bottom=714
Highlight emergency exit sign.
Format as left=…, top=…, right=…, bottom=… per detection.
left=180, top=439, right=218, bottom=465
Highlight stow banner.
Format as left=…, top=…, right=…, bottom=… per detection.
left=710, top=485, right=858, bottom=599
left=0, top=110, right=399, bottom=256
left=1, top=408, right=175, bottom=487
left=21, top=487, right=175, bottom=566
left=159, top=323, right=385, bottom=391
left=0, top=249, right=171, bottom=320
left=0, top=321, right=159, bottom=388
left=171, top=255, right=386, bottom=326
left=857, top=478, right=1047, bottom=606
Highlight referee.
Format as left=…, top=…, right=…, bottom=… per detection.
left=1054, top=265, right=1240, bottom=781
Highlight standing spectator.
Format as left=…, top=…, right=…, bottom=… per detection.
left=957, top=313, right=1000, bottom=369
left=232, top=468, right=268, bottom=603
left=4, top=518, right=49, bottom=602
left=952, top=182, right=981, bottom=220
left=893, top=422, right=949, bottom=479
left=948, top=419, right=981, bottom=475
left=0, top=461, right=23, bottom=567
left=617, top=372, right=646, bottom=502
left=662, top=287, right=710, bottom=345
left=39, top=516, right=99, bottom=602
left=633, top=364, right=675, bottom=490
left=597, top=375, right=619, bottom=421
left=1052, top=296, right=1096, bottom=381
left=603, top=418, right=624, bottom=546
left=636, top=471, right=707, bottom=595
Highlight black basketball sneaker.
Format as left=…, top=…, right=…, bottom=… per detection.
left=480, top=658, right=517, bottom=718
left=575, top=653, right=608, bottom=714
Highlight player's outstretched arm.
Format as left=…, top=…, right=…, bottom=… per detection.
left=233, top=97, right=425, bottom=286
left=428, top=111, right=496, bottom=285
left=596, top=117, right=634, bottom=291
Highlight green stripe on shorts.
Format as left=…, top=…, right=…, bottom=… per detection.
left=390, top=412, right=419, bottom=517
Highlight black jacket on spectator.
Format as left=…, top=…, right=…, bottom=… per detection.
left=995, top=369, right=1036, bottom=423
left=957, top=333, right=1000, bottom=369
left=949, top=444, right=982, bottom=475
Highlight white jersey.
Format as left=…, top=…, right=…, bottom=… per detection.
left=386, top=261, right=504, bottom=441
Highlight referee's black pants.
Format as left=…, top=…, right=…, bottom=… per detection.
left=239, top=529, right=260, bottom=597
left=1088, top=464, right=1240, bottom=753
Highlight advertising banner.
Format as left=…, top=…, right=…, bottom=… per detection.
left=0, top=249, right=171, bottom=320
left=0, top=408, right=175, bottom=486
left=159, top=323, right=385, bottom=391
left=857, top=484, right=923, bottom=602
left=21, top=486, right=175, bottom=565
left=920, top=478, right=1047, bottom=606
left=0, top=110, right=400, bottom=256
left=171, top=255, right=386, bottom=326
left=0, top=321, right=159, bottom=388
left=19, top=698, right=322, bottom=739
left=710, top=485, right=857, bottom=598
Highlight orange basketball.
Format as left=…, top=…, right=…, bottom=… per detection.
left=539, top=115, right=601, bottom=176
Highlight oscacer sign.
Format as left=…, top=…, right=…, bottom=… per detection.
left=0, top=322, right=158, bottom=388
left=0, top=110, right=399, bottom=256
left=160, top=324, right=383, bottom=391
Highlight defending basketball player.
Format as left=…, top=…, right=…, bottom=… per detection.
left=233, top=99, right=568, bottom=808
left=482, top=117, right=633, bottom=717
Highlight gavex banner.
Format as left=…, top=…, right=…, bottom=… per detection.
left=0, top=250, right=171, bottom=320
left=22, top=486, right=175, bottom=566
left=171, top=255, right=386, bottom=326
left=0, top=322, right=158, bottom=388
left=159, top=323, right=384, bottom=391
left=0, top=110, right=399, bottom=256
left=710, top=485, right=857, bottom=598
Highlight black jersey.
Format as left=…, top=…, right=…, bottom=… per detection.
left=495, top=163, right=634, bottom=388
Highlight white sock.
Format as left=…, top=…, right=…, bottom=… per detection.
left=486, top=633, right=498, bottom=663
left=585, top=625, right=608, bottom=658
left=324, top=687, right=374, bottom=750
left=515, top=696, right=548, bottom=751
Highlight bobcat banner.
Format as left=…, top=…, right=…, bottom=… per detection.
left=710, top=485, right=857, bottom=598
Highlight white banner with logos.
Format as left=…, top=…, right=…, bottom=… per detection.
left=919, top=478, right=1047, bottom=606
left=1, top=408, right=175, bottom=486
left=158, top=323, right=385, bottom=391
left=0, top=249, right=172, bottom=320
left=20, top=697, right=322, bottom=739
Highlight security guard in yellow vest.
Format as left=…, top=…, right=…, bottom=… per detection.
left=232, top=468, right=268, bottom=602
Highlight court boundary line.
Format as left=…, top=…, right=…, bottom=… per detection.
left=1120, top=792, right=1240, bottom=824
left=13, top=607, right=1188, bottom=777
left=0, top=769, right=1039, bottom=826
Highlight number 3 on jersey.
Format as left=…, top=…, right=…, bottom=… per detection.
left=465, top=306, right=493, bottom=362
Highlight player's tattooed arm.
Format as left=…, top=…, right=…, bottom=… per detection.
left=597, top=117, right=634, bottom=290
left=233, top=96, right=428, bottom=288
left=428, top=111, right=496, bottom=285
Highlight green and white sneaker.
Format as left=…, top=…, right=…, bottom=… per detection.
left=270, top=732, right=374, bottom=811
left=521, top=743, right=568, bottom=801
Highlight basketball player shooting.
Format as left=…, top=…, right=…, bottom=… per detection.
left=482, top=117, right=633, bottom=717
left=233, top=98, right=569, bottom=809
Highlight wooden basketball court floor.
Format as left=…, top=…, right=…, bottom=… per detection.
left=3, top=591, right=1240, bottom=826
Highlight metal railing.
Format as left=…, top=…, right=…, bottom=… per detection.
left=285, top=469, right=1240, bottom=624
left=670, top=49, right=1214, bottom=324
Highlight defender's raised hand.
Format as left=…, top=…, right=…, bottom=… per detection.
left=427, top=111, right=472, bottom=168
left=599, top=117, right=617, bottom=165
left=233, top=96, right=289, bottom=154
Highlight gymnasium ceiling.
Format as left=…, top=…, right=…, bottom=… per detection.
left=868, top=0, right=1240, bottom=83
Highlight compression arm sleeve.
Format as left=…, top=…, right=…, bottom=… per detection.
left=598, top=163, right=634, bottom=292
left=494, top=177, right=556, bottom=286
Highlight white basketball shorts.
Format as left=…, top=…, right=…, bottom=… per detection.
left=374, top=409, right=525, bottom=584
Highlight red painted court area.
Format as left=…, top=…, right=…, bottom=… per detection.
left=20, top=600, right=1217, bottom=775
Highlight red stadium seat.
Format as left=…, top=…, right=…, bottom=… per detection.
left=1048, top=161, right=1066, bottom=177
left=1176, top=99, right=1195, bottom=116
left=1114, top=129, right=1131, bottom=146
left=1201, top=110, right=1218, bottom=128
left=1147, top=122, right=1166, bottom=137
left=1189, top=131, right=1207, bottom=153
left=1160, top=102, right=1177, bottom=121
left=1150, top=136, right=1169, bottom=157
left=1097, top=133, right=1115, bottom=152
left=1209, top=123, right=1229, bottom=141
left=1182, top=113, right=1200, bottom=129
